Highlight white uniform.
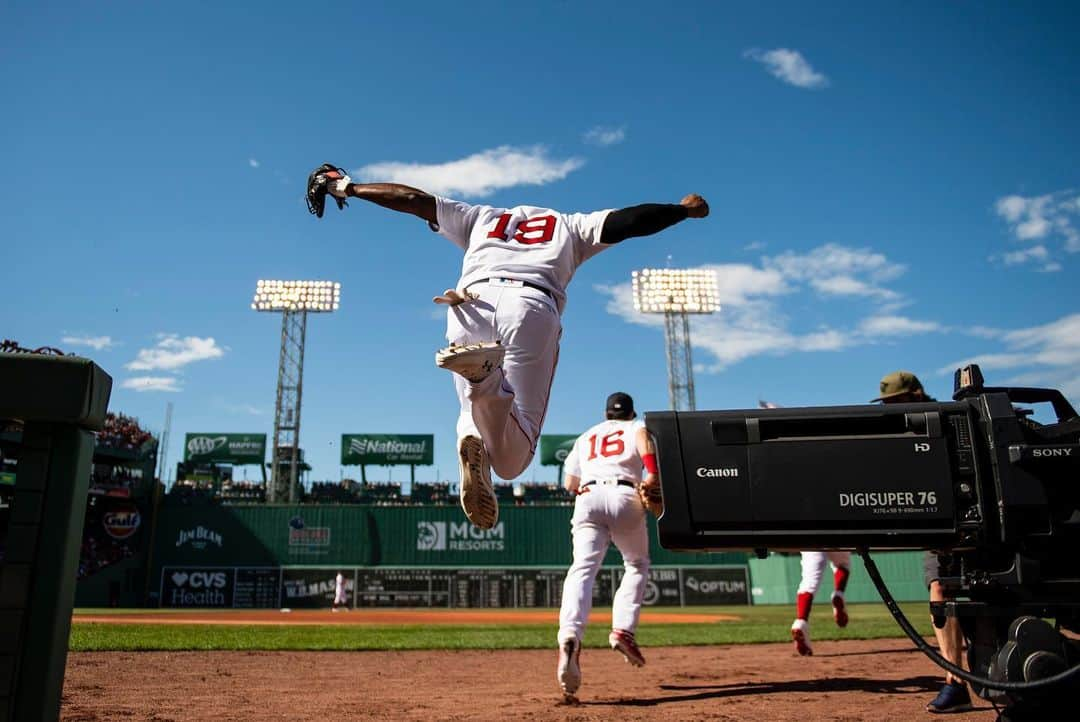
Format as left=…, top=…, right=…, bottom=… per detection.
left=434, top=197, right=613, bottom=480
left=557, top=419, right=650, bottom=644
left=797, top=551, right=852, bottom=596
left=334, top=572, right=347, bottom=606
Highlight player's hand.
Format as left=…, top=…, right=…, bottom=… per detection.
left=432, top=289, right=478, bottom=306
left=680, top=194, right=709, bottom=218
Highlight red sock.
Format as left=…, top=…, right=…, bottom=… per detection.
left=834, top=566, right=850, bottom=593
left=796, top=591, right=813, bottom=620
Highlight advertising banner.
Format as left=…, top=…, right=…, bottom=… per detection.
left=539, top=435, right=577, bottom=466
left=183, top=433, right=266, bottom=465
left=341, top=434, right=434, bottom=465
left=160, top=567, right=235, bottom=608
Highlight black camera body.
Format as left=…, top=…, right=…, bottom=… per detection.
left=645, top=365, right=1080, bottom=714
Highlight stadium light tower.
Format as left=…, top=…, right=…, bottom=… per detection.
left=632, top=268, right=720, bottom=411
left=252, top=279, right=341, bottom=503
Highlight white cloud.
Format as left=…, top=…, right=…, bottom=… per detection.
left=995, top=190, right=1080, bottom=254
left=743, top=241, right=767, bottom=252
left=599, top=244, right=939, bottom=372
left=937, top=313, right=1080, bottom=400
left=248, top=158, right=260, bottom=168
left=355, top=145, right=584, bottom=198
left=1000, top=245, right=1049, bottom=265
left=61, top=335, right=114, bottom=351
left=859, top=315, right=943, bottom=337
left=765, top=243, right=904, bottom=301
left=126, top=334, right=225, bottom=371
left=122, top=376, right=181, bottom=393
left=583, top=126, right=626, bottom=146
left=744, top=48, right=829, bottom=89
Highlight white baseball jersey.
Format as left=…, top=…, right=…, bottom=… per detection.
left=558, top=418, right=650, bottom=646
left=334, top=573, right=347, bottom=603
left=564, top=419, right=645, bottom=484
left=433, top=197, right=614, bottom=314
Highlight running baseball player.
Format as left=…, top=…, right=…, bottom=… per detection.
left=555, top=392, right=660, bottom=700
left=305, top=164, right=708, bottom=530
left=790, top=551, right=852, bottom=656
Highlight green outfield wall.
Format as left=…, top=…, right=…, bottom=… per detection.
left=150, top=504, right=744, bottom=573
left=748, top=550, right=928, bottom=605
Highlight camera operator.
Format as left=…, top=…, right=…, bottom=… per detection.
left=873, top=371, right=971, bottom=714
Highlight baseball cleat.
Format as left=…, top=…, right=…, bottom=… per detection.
left=557, top=638, right=582, bottom=696
left=791, top=619, right=813, bottom=656
left=609, top=629, right=646, bottom=667
left=458, top=435, right=498, bottom=529
left=436, top=342, right=505, bottom=383
left=832, top=593, right=848, bottom=628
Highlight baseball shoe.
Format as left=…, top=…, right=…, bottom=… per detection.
left=832, top=593, right=848, bottom=628
left=458, top=435, right=498, bottom=529
left=926, top=682, right=972, bottom=713
left=791, top=619, right=813, bottom=656
left=557, top=638, right=581, bottom=696
left=609, top=629, right=646, bottom=667
left=435, top=342, right=505, bottom=383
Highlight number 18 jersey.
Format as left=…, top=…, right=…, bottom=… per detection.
left=563, top=419, right=644, bottom=484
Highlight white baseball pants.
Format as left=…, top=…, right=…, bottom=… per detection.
left=558, top=484, right=650, bottom=643
left=797, top=551, right=852, bottom=595
left=445, top=282, right=561, bottom=480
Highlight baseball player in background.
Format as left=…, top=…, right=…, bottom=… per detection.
left=332, top=570, right=348, bottom=612
left=790, top=551, right=851, bottom=655
left=555, top=392, right=659, bottom=700
left=309, top=166, right=708, bottom=530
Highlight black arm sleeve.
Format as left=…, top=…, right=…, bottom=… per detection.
left=601, top=203, right=689, bottom=244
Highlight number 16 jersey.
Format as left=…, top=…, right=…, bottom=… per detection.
left=564, top=419, right=645, bottom=484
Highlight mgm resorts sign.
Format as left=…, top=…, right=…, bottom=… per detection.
left=341, top=434, right=433, bottom=466
left=417, top=521, right=506, bottom=552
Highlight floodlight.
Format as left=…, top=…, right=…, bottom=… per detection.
left=252, top=279, right=342, bottom=313
left=631, top=267, right=720, bottom=412
left=251, top=279, right=341, bottom=503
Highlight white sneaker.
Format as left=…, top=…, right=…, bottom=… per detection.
left=458, top=435, right=498, bottom=529
left=791, top=618, right=813, bottom=656
left=436, top=342, right=505, bottom=383
left=557, top=638, right=581, bottom=696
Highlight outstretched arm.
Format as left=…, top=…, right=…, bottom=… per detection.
left=601, top=194, right=709, bottom=245
left=341, top=182, right=438, bottom=225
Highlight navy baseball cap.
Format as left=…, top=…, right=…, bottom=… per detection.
left=606, top=392, right=635, bottom=416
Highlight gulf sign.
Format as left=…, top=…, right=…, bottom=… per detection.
left=103, top=504, right=141, bottom=540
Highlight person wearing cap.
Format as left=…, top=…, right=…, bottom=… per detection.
left=555, top=392, right=658, bottom=701
left=873, top=371, right=972, bottom=713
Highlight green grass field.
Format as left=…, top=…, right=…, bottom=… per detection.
left=69, top=602, right=935, bottom=652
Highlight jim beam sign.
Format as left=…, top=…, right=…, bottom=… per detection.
left=183, top=433, right=267, bottom=465
left=341, top=434, right=434, bottom=465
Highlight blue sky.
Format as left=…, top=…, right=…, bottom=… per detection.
left=3, top=1, right=1078, bottom=486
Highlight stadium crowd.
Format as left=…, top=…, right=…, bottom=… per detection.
left=95, top=412, right=154, bottom=451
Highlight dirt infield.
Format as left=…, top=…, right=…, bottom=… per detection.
left=61, top=639, right=998, bottom=721
left=71, top=608, right=738, bottom=626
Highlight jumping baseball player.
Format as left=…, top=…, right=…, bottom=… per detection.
left=555, top=392, right=661, bottom=700
left=305, top=164, right=708, bottom=530
left=790, top=551, right=851, bottom=655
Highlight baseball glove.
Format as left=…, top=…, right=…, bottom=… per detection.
left=638, top=478, right=663, bottom=517
left=306, top=163, right=351, bottom=218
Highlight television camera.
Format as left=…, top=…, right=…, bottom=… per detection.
left=646, top=365, right=1079, bottom=720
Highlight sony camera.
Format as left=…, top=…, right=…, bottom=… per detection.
left=645, top=364, right=1079, bottom=717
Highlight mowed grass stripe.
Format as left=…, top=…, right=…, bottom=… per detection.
left=69, top=603, right=936, bottom=652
